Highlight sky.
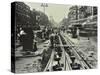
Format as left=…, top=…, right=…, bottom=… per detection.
left=25, top=2, right=72, bottom=23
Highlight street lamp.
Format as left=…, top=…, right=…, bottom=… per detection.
left=41, top=3, right=48, bottom=14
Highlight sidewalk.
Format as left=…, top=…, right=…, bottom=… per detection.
left=15, top=40, right=50, bottom=58
left=15, top=40, right=50, bottom=73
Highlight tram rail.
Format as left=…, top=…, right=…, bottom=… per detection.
left=60, top=33, right=93, bottom=69
left=43, top=32, right=95, bottom=72
left=43, top=34, right=73, bottom=71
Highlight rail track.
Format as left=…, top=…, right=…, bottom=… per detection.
left=60, top=33, right=97, bottom=69
left=43, top=33, right=95, bottom=72
left=43, top=34, right=68, bottom=71
left=60, top=34, right=91, bottom=69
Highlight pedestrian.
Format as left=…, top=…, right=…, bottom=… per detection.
left=41, top=49, right=48, bottom=68
left=33, top=41, right=37, bottom=52
left=55, top=32, right=59, bottom=44
left=42, top=27, right=46, bottom=40
left=72, top=27, right=77, bottom=38
left=46, top=28, right=49, bottom=40
left=77, top=27, right=80, bottom=40
left=22, top=27, right=34, bottom=52
left=19, top=28, right=27, bottom=51
left=50, top=31, right=55, bottom=48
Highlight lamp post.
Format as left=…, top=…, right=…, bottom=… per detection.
left=41, top=3, right=48, bottom=14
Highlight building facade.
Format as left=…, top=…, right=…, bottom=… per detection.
left=15, top=2, right=31, bottom=28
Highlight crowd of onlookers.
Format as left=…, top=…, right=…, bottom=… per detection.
left=16, top=26, right=60, bottom=53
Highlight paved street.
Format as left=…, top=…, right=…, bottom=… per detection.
left=62, top=32, right=97, bottom=68
left=12, top=2, right=97, bottom=73
left=15, top=40, right=50, bottom=57
left=15, top=40, right=50, bottom=73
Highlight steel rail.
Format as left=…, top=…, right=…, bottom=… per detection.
left=61, top=34, right=91, bottom=69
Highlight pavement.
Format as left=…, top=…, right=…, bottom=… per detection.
left=15, top=40, right=50, bottom=58
left=15, top=39, right=50, bottom=73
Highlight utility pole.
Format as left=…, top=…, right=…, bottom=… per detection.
left=75, top=5, right=79, bottom=20
left=91, top=6, right=94, bottom=16
left=41, top=3, right=48, bottom=14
